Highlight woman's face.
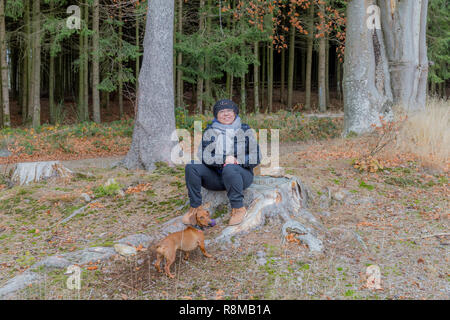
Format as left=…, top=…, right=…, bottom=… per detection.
left=217, top=109, right=236, bottom=125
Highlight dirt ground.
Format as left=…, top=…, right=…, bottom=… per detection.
left=0, top=139, right=448, bottom=300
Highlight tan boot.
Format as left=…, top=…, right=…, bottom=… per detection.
left=229, top=207, right=247, bottom=226
left=182, top=206, right=198, bottom=225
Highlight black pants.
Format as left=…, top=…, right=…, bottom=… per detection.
left=185, top=163, right=254, bottom=209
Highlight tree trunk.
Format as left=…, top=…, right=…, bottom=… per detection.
left=379, top=0, right=429, bottom=112
left=121, top=0, right=177, bottom=171
left=280, top=47, right=285, bottom=104
left=118, top=5, right=124, bottom=119
left=343, top=0, right=393, bottom=135
left=261, top=43, right=266, bottom=110
left=78, top=7, right=84, bottom=122
left=136, top=5, right=140, bottom=99
left=253, top=42, right=260, bottom=114
left=318, top=4, right=327, bottom=113
left=48, top=1, right=55, bottom=124
left=267, top=42, right=273, bottom=113
left=325, top=38, right=330, bottom=108
left=287, top=25, right=295, bottom=110
left=196, top=0, right=205, bottom=114
left=83, top=2, right=89, bottom=121
left=0, top=0, right=10, bottom=127
left=305, top=3, right=314, bottom=111
left=336, top=58, right=342, bottom=102
left=92, top=0, right=100, bottom=123
left=31, top=0, right=41, bottom=129
left=176, top=0, right=183, bottom=109
left=204, top=0, right=212, bottom=112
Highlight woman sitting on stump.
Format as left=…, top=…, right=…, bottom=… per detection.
left=182, top=99, right=261, bottom=226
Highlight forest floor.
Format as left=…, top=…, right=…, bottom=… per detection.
left=0, top=135, right=448, bottom=300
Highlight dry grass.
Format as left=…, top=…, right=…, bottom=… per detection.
left=395, top=97, right=450, bottom=172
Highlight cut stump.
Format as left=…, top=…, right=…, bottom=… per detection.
left=9, top=161, right=73, bottom=186
left=160, top=174, right=324, bottom=253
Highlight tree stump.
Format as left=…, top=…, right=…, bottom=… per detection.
left=159, top=175, right=324, bottom=253
left=9, top=161, right=73, bottom=186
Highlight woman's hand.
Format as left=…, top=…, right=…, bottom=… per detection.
left=225, top=156, right=238, bottom=165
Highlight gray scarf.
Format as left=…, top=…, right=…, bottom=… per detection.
left=211, top=115, right=242, bottom=157
left=197, top=115, right=243, bottom=164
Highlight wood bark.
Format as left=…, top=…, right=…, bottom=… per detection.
left=78, top=5, right=84, bottom=122
left=305, top=3, right=314, bottom=110
left=344, top=0, right=429, bottom=134
left=287, top=25, right=295, bottom=110
left=0, top=0, right=10, bottom=127
left=31, top=0, right=41, bottom=128
left=121, top=0, right=177, bottom=171
left=253, top=42, right=260, bottom=114
left=379, top=0, right=429, bottom=112
left=196, top=0, right=205, bottom=114
left=92, top=0, right=100, bottom=123
left=280, top=47, right=285, bottom=104
left=176, top=0, right=183, bottom=109
left=267, top=42, right=273, bottom=113
left=118, top=5, right=123, bottom=119
left=22, top=0, right=30, bottom=124
left=48, top=1, right=55, bottom=124
left=343, top=0, right=393, bottom=135
left=318, top=4, right=327, bottom=113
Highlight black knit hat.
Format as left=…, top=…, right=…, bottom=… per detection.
left=213, top=99, right=239, bottom=119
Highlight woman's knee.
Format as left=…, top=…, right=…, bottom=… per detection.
left=222, top=164, right=240, bottom=176
left=185, top=163, right=201, bottom=179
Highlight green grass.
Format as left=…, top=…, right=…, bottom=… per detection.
left=93, top=182, right=122, bottom=198
left=358, top=180, right=375, bottom=191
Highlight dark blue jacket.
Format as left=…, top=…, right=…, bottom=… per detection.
left=201, top=122, right=261, bottom=175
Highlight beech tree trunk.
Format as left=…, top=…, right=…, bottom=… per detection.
left=379, top=0, right=429, bottom=112
left=344, top=0, right=429, bottom=134
left=343, top=0, right=393, bottom=135
left=121, top=0, right=177, bottom=171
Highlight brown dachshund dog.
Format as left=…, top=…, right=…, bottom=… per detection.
left=154, top=207, right=215, bottom=278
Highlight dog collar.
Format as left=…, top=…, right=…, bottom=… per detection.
left=192, top=225, right=205, bottom=231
